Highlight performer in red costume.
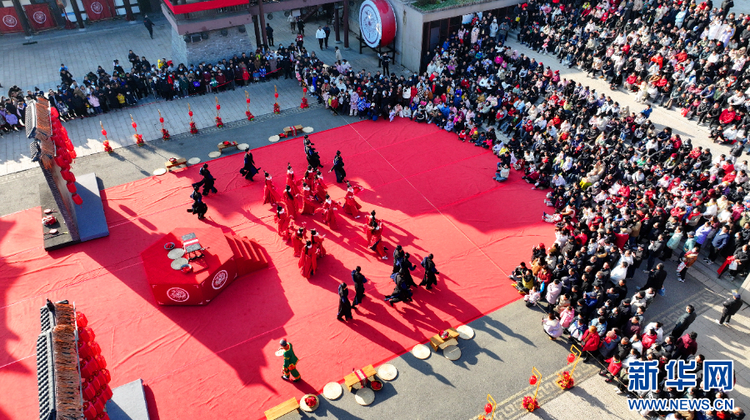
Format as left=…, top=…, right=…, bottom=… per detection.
left=299, top=182, right=317, bottom=215
left=313, top=170, right=328, bottom=202
left=263, top=172, right=281, bottom=205
left=315, top=194, right=339, bottom=230
left=341, top=181, right=363, bottom=218
left=298, top=241, right=317, bottom=278
left=303, top=166, right=316, bottom=189
left=292, top=225, right=307, bottom=257
left=285, top=164, right=300, bottom=196
left=274, top=205, right=292, bottom=241
left=368, top=219, right=387, bottom=260
left=282, top=185, right=299, bottom=219
left=310, top=228, right=327, bottom=258
left=363, top=210, right=377, bottom=244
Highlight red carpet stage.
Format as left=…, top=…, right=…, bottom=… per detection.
left=0, top=119, right=552, bottom=420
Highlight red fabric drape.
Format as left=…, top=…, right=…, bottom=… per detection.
left=82, top=0, right=114, bottom=21
left=24, top=3, right=55, bottom=31
left=0, top=7, right=24, bottom=33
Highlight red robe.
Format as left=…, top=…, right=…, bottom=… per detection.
left=316, top=200, right=339, bottom=230
left=368, top=223, right=386, bottom=257
left=311, top=235, right=327, bottom=258
left=299, top=188, right=316, bottom=215
left=342, top=191, right=362, bottom=217
left=274, top=210, right=292, bottom=240
left=282, top=191, right=299, bottom=219
left=263, top=177, right=281, bottom=205
left=286, top=171, right=300, bottom=196
left=292, top=230, right=306, bottom=257
left=314, top=176, right=328, bottom=201
left=298, top=245, right=316, bottom=278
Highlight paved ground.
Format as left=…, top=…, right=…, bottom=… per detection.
left=0, top=17, right=748, bottom=420
left=0, top=12, right=408, bottom=175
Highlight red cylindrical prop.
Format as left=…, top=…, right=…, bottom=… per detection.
left=81, top=359, right=97, bottom=379
left=68, top=148, right=77, bottom=159
left=101, top=368, right=111, bottom=384
left=76, top=311, right=88, bottom=328
left=246, top=98, right=250, bottom=103
left=83, top=401, right=97, bottom=420
left=66, top=181, right=77, bottom=194
left=89, top=341, right=101, bottom=355
left=102, top=385, right=113, bottom=401
left=98, top=413, right=111, bottom=420
left=83, top=381, right=97, bottom=401
left=92, top=397, right=105, bottom=414
left=72, top=194, right=83, bottom=205
left=95, top=354, right=107, bottom=369
left=79, top=327, right=95, bottom=342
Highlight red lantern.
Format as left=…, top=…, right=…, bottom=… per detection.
left=274, top=92, right=279, bottom=98
left=66, top=181, right=77, bottom=194
left=79, top=327, right=95, bottom=342
left=101, top=384, right=113, bottom=400
left=529, top=375, right=537, bottom=385
left=101, top=369, right=111, bottom=384
left=246, top=98, right=250, bottom=104
left=485, top=403, right=492, bottom=414
left=69, top=149, right=77, bottom=160
left=83, top=381, right=97, bottom=401
left=189, top=111, right=193, bottom=117
left=303, top=87, right=307, bottom=94
left=92, top=396, right=105, bottom=414
left=101, top=130, right=107, bottom=137
left=77, top=311, right=88, bottom=328
left=95, top=354, right=107, bottom=369
left=159, top=117, right=164, bottom=123
left=216, top=104, right=221, bottom=110
left=83, top=402, right=97, bottom=420
left=72, top=193, right=83, bottom=205
left=98, top=413, right=111, bottom=420
left=55, top=155, right=66, bottom=167
left=131, top=122, right=137, bottom=129
left=567, top=353, right=576, bottom=363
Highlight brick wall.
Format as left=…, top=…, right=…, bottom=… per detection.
left=171, top=25, right=254, bottom=66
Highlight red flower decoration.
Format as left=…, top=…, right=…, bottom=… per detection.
left=246, top=111, right=254, bottom=121
left=371, top=380, right=382, bottom=390
left=215, top=116, right=224, bottom=128
left=304, top=396, right=317, bottom=407
left=190, top=122, right=198, bottom=135
left=522, top=396, right=539, bottom=412
left=162, top=129, right=171, bottom=140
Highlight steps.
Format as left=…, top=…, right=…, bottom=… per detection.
left=224, top=234, right=269, bottom=277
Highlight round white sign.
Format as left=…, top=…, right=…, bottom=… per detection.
left=167, top=287, right=190, bottom=302
left=359, top=0, right=382, bottom=49
left=2, top=15, right=18, bottom=28
left=91, top=1, right=104, bottom=14
left=212, top=269, right=228, bottom=290
left=32, top=11, right=47, bottom=24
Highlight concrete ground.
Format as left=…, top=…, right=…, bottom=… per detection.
left=0, top=17, right=747, bottom=420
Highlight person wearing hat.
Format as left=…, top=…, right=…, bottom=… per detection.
left=337, top=283, right=353, bottom=321
left=717, top=290, right=743, bottom=326
left=351, top=266, right=368, bottom=308
left=330, top=150, right=347, bottom=183
left=278, top=339, right=300, bottom=382
left=419, top=254, right=440, bottom=290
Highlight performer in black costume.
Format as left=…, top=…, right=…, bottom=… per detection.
left=384, top=272, right=412, bottom=307
left=187, top=185, right=208, bottom=219
left=330, top=150, right=346, bottom=183
left=304, top=135, right=323, bottom=169
left=337, top=283, right=353, bottom=321
left=399, top=253, right=418, bottom=288
left=420, top=254, right=440, bottom=290
left=351, top=266, right=367, bottom=309
left=193, top=164, right=218, bottom=195
left=240, top=151, right=260, bottom=181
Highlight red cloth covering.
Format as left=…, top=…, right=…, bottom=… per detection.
left=82, top=0, right=114, bottom=21
left=0, top=7, right=23, bottom=33
left=23, top=4, right=55, bottom=31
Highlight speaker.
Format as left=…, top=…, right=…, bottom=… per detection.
left=183, top=35, right=191, bottom=43
left=201, top=32, right=209, bottom=40
left=238, top=25, right=246, bottom=33
left=191, top=34, right=202, bottom=42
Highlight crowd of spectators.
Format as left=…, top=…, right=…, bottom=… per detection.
left=291, top=1, right=750, bottom=419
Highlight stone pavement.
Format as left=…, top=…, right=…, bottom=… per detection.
left=0, top=12, right=409, bottom=175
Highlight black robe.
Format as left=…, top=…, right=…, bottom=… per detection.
left=337, top=284, right=353, bottom=320
left=332, top=155, right=346, bottom=183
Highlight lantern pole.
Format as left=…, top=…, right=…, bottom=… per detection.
left=532, top=366, right=542, bottom=401
left=158, top=109, right=170, bottom=140
left=569, top=345, right=582, bottom=376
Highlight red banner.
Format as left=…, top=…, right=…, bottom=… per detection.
left=0, top=7, right=24, bottom=33
left=24, top=3, right=55, bottom=31
left=82, top=0, right=114, bottom=21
